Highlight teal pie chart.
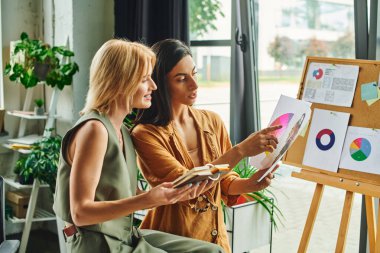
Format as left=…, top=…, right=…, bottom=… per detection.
left=349, top=138, right=371, bottom=161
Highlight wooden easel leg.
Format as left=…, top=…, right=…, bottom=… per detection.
left=298, top=183, right=324, bottom=253
left=335, top=191, right=354, bottom=253
left=365, top=195, right=376, bottom=253
left=375, top=200, right=380, bottom=253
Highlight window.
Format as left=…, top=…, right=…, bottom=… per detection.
left=189, top=0, right=232, bottom=132
left=253, top=1, right=359, bottom=253
left=258, top=0, right=355, bottom=127
left=0, top=0, right=4, bottom=109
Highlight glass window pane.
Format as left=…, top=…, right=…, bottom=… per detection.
left=191, top=46, right=231, bottom=132
left=254, top=1, right=358, bottom=253
left=189, top=0, right=231, bottom=41
left=259, top=0, right=355, bottom=127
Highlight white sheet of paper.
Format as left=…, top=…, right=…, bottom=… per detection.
left=302, top=109, right=350, bottom=172
left=249, top=95, right=311, bottom=181
left=302, top=63, right=359, bottom=107
left=339, top=126, right=380, bottom=175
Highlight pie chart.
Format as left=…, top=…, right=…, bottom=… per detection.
left=269, top=113, right=294, bottom=138
left=316, top=129, right=335, bottom=151
left=265, top=113, right=294, bottom=156
left=313, top=68, right=323, bottom=80
left=350, top=138, right=371, bottom=161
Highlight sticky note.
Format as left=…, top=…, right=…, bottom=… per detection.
left=361, top=82, right=378, bottom=101
left=366, top=88, right=380, bottom=106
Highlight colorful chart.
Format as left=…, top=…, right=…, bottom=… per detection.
left=265, top=113, right=294, bottom=156
left=312, top=68, right=323, bottom=80
left=349, top=138, right=371, bottom=161
left=316, top=128, right=335, bottom=151
left=269, top=113, right=294, bottom=138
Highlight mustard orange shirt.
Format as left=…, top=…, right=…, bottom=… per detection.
left=131, top=107, right=240, bottom=253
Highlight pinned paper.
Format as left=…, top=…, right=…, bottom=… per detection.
left=339, top=126, right=380, bottom=175
left=303, top=109, right=350, bottom=173
left=366, top=88, right=380, bottom=106
left=361, top=82, right=378, bottom=101
left=302, top=63, right=358, bottom=107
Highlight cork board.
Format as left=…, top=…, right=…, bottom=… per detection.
left=283, top=56, right=380, bottom=186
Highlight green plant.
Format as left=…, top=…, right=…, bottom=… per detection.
left=14, top=134, right=62, bottom=192
left=226, top=158, right=284, bottom=230
left=14, top=156, right=34, bottom=185
left=34, top=98, right=44, bottom=108
left=4, top=32, right=79, bottom=90
left=189, top=0, right=225, bottom=37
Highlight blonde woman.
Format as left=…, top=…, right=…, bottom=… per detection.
left=53, top=39, right=224, bottom=253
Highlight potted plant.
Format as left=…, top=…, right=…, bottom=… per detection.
left=3, top=32, right=79, bottom=90
left=34, top=98, right=44, bottom=115
left=14, top=133, right=62, bottom=192
left=14, top=156, right=34, bottom=185
left=223, top=158, right=284, bottom=252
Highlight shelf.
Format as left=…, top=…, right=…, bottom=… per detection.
left=2, top=143, right=32, bottom=154
left=3, top=177, right=49, bottom=189
left=8, top=208, right=56, bottom=224
left=7, top=111, right=49, bottom=119
left=7, top=134, right=42, bottom=145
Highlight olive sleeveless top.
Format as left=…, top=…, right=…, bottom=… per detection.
left=53, top=111, right=137, bottom=242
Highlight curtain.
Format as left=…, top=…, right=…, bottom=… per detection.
left=230, top=0, right=260, bottom=144
left=114, top=0, right=189, bottom=46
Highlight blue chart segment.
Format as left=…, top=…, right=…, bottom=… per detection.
left=316, top=129, right=335, bottom=151
left=349, top=138, right=371, bottom=161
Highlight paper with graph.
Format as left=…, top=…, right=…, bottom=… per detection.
left=249, top=95, right=311, bottom=182
left=302, top=109, right=350, bottom=172
left=339, top=126, right=380, bottom=175
left=302, top=62, right=359, bottom=107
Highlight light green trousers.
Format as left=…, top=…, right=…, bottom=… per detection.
left=65, top=228, right=224, bottom=253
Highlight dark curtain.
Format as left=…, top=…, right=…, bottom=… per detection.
left=230, top=0, right=261, bottom=144
left=114, top=0, right=189, bottom=46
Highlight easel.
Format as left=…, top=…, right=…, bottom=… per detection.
left=283, top=57, right=380, bottom=253
left=291, top=170, right=380, bottom=253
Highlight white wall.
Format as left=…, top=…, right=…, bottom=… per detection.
left=1, top=0, right=114, bottom=138
left=0, top=0, right=115, bottom=167
left=53, top=0, right=114, bottom=135
left=1, top=0, right=115, bottom=236
left=1, top=0, right=44, bottom=139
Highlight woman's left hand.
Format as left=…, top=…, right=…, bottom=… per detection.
left=177, top=180, right=210, bottom=201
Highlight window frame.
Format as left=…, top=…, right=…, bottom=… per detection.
left=189, top=0, right=233, bottom=134
left=0, top=0, right=4, bottom=108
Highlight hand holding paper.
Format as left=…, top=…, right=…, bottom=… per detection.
left=250, top=95, right=312, bottom=182
left=237, top=125, right=282, bottom=157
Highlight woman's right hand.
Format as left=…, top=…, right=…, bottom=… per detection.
left=236, top=125, right=282, bottom=157
left=148, top=181, right=209, bottom=206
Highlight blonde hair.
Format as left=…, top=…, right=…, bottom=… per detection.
left=81, top=39, right=155, bottom=115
